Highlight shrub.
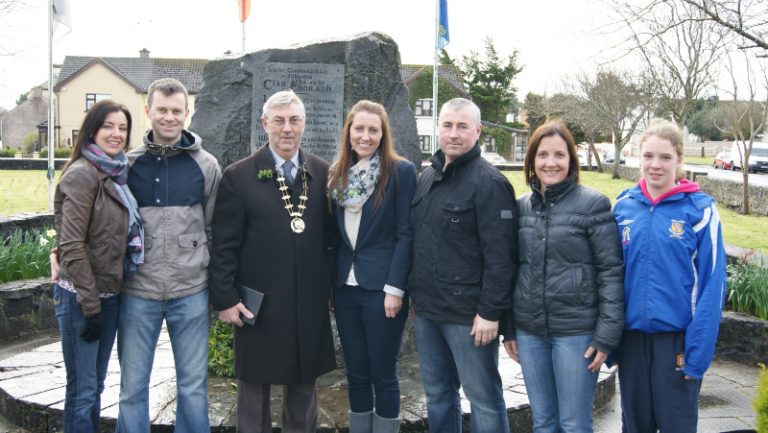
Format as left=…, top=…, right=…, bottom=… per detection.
left=208, top=318, right=235, bottom=377
left=756, top=363, right=768, bottom=433
left=0, top=147, right=16, bottom=157
left=22, top=131, right=38, bottom=155
left=39, top=147, right=72, bottom=158
left=0, top=227, right=55, bottom=283
left=727, top=255, right=768, bottom=320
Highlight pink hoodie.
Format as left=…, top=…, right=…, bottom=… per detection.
left=638, top=177, right=701, bottom=205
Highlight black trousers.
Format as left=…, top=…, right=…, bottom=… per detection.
left=617, top=331, right=703, bottom=433
left=236, top=379, right=317, bottom=433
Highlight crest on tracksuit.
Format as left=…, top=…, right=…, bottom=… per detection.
left=668, top=219, right=685, bottom=239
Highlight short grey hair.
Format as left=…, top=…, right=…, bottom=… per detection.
left=439, top=98, right=481, bottom=127
left=262, top=90, right=306, bottom=119
left=147, top=78, right=188, bottom=108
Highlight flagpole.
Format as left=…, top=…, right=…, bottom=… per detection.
left=47, top=0, right=55, bottom=211
left=431, top=0, right=440, bottom=156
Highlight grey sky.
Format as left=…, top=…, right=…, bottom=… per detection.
left=0, top=0, right=628, bottom=110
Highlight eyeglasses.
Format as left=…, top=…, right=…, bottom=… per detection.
left=268, top=117, right=304, bottom=128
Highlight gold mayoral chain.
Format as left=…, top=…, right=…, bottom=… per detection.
left=277, top=169, right=309, bottom=234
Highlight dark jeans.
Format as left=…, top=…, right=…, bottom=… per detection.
left=54, top=284, right=119, bottom=433
left=334, top=285, right=408, bottom=418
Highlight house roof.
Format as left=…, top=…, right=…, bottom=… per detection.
left=54, top=55, right=207, bottom=94
left=400, top=64, right=466, bottom=95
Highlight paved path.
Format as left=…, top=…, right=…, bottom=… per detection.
left=592, top=359, right=758, bottom=433
left=0, top=327, right=617, bottom=432
left=0, top=328, right=758, bottom=432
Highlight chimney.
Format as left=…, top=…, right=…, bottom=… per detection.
left=139, top=48, right=150, bottom=59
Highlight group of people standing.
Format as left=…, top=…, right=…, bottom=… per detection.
left=51, top=76, right=726, bottom=433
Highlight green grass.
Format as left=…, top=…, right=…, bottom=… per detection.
left=684, top=155, right=715, bottom=166
left=505, top=170, right=768, bottom=254
left=0, top=170, right=61, bottom=216
left=2, top=169, right=767, bottom=253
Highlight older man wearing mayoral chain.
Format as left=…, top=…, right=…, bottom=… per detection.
left=210, top=90, right=337, bottom=433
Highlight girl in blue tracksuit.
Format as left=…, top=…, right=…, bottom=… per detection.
left=613, top=119, right=727, bottom=433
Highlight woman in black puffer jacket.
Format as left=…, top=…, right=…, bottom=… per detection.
left=502, top=121, right=624, bottom=433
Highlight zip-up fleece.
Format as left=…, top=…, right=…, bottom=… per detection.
left=613, top=178, right=727, bottom=379
left=123, top=129, right=221, bottom=301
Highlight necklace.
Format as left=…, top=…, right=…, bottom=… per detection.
left=277, top=169, right=309, bottom=234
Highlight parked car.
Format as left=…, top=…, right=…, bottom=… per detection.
left=577, top=150, right=597, bottom=168
left=712, top=151, right=732, bottom=170
left=730, top=141, right=768, bottom=173
left=603, top=150, right=626, bottom=164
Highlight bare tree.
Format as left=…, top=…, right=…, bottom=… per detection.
left=624, top=1, right=767, bottom=54
left=677, top=0, right=768, bottom=52
left=614, top=0, right=725, bottom=127
left=578, top=70, right=648, bottom=179
left=714, top=51, right=768, bottom=215
left=548, top=92, right=609, bottom=172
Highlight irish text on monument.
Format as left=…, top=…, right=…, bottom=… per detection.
left=252, top=62, right=345, bottom=161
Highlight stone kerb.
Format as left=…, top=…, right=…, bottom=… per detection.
left=0, top=212, right=54, bottom=241
left=0, top=278, right=56, bottom=341
left=717, top=311, right=768, bottom=368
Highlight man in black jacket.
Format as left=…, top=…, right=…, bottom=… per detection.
left=409, top=98, right=517, bottom=433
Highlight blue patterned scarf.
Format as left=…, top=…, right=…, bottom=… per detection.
left=82, top=143, right=144, bottom=274
left=331, top=151, right=381, bottom=212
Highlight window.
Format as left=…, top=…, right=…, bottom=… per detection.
left=419, top=135, right=431, bottom=152
left=72, top=130, right=79, bottom=146
left=415, top=99, right=433, bottom=117
left=85, top=93, right=111, bottom=111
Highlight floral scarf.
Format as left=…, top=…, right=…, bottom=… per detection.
left=331, top=151, right=381, bottom=212
left=82, top=143, right=144, bottom=274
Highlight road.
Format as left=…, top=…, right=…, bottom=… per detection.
left=623, top=157, right=768, bottom=187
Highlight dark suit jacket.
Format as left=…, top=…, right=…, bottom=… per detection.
left=210, top=144, right=337, bottom=384
left=333, top=159, right=417, bottom=292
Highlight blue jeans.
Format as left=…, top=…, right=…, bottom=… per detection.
left=515, top=329, right=598, bottom=433
left=334, top=286, right=408, bottom=418
left=414, top=315, right=509, bottom=433
left=116, top=290, right=210, bottom=433
left=54, top=284, right=119, bottom=433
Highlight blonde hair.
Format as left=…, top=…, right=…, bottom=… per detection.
left=640, top=119, right=685, bottom=180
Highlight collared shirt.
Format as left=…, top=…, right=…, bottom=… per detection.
left=268, top=145, right=300, bottom=180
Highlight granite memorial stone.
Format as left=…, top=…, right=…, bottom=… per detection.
left=190, top=32, right=420, bottom=169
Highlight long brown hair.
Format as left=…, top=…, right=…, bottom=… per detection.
left=328, top=100, right=403, bottom=209
left=523, top=120, right=580, bottom=185
left=63, top=100, right=132, bottom=174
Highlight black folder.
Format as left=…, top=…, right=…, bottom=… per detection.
left=236, top=284, right=264, bottom=326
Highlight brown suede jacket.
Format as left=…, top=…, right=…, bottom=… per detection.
left=54, top=158, right=128, bottom=316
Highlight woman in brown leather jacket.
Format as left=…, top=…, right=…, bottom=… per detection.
left=53, top=100, right=143, bottom=433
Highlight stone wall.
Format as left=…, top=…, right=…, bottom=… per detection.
left=716, top=311, right=768, bottom=367
left=0, top=213, right=54, bottom=240
left=0, top=278, right=56, bottom=341
left=0, top=158, right=67, bottom=170
left=616, top=166, right=768, bottom=216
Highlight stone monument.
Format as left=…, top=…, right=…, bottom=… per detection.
left=191, top=32, right=420, bottom=169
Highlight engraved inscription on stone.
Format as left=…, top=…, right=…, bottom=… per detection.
left=252, top=62, right=345, bottom=161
